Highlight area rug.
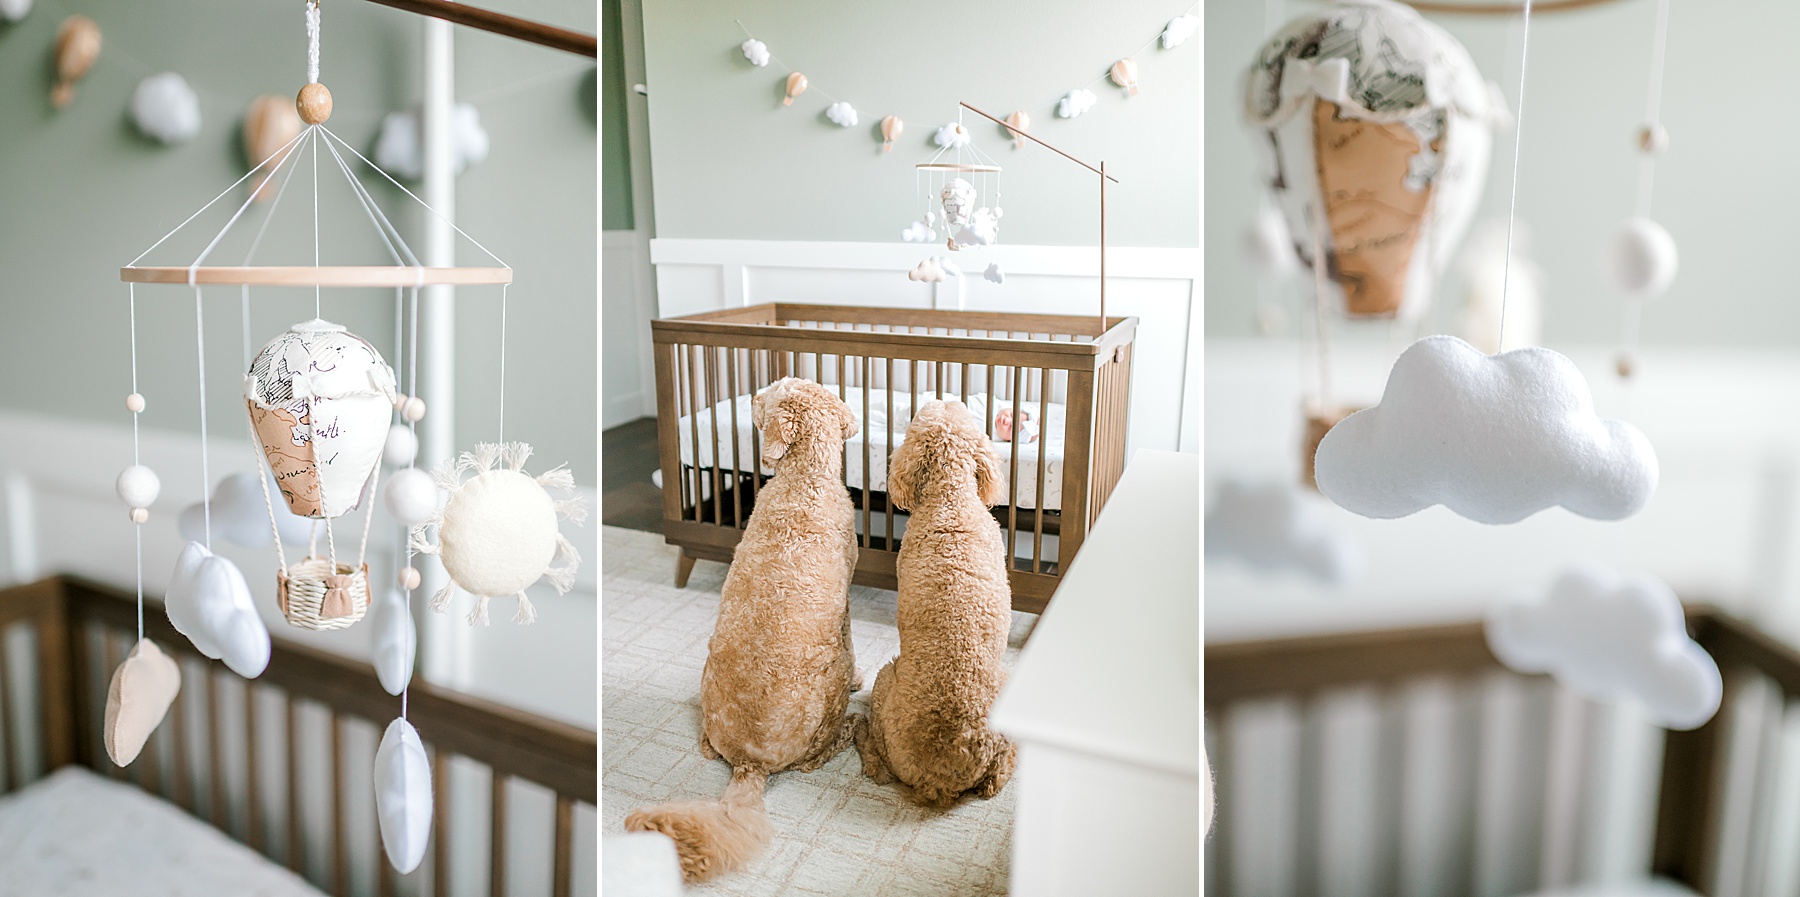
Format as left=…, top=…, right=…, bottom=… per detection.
left=600, top=526, right=1035, bottom=897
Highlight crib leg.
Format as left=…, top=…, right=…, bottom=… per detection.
left=673, top=551, right=698, bottom=589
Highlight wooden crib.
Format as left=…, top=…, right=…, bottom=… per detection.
left=0, top=575, right=596, bottom=897
left=1205, top=606, right=1800, bottom=897
left=652, top=303, right=1138, bottom=614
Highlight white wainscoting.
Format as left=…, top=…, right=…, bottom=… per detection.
left=648, top=238, right=1202, bottom=454
left=602, top=229, right=660, bottom=428
left=0, top=409, right=596, bottom=730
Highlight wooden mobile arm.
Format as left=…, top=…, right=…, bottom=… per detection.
left=363, top=0, right=598, bottom=58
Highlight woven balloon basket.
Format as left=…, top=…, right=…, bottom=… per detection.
left=277, top=558, right=371, bottom=631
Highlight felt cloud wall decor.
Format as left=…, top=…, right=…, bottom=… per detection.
left=740, top=38, right=769, bottom=67
left=1313, top=335, right=1658, bottom=525
left=1161, top=13, right=1198, bottom=49
left=179, top=472, right=315, bottom=548
left=1057, top=89, right=1097, bottom=119
left=1205, top=481, right=1360, bottom=584
left=104, top=639, right=181, bottom=766
left=373, top=103, right=490, bottom=179
left=0, top=0, right=31, bottom=23
left=375, top=717, right=432, bottom=873
left=825, top=101, right=858, bottom=128
left=165, top=542, right=271, bottom=678
left=1487, top=564, right=1721, bottom=730
left=129, top=73, right=202, bottom=144
left=932, top=122, right=971, bottom=149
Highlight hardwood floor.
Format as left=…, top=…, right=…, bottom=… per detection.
left=602, top=417, right=664, bottom=535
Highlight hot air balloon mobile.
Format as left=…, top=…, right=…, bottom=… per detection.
left=246, top=320, right=399, bottom=630
left=905, top=109, right=1003, bottom=271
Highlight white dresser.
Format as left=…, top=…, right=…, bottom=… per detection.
left=991, top=450, right=1201, bottom=896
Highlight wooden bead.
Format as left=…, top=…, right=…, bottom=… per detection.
left=399, top=566, right=421, bottom=590
left=1615, top=354, right=1635, bottom=379
left=296, top=82, right=333, bottom=125
left=125, top=393, right=145, bottom=413
left=129, top=508, right=149, bottom=524
left=401, top=396, right=427, bottom=423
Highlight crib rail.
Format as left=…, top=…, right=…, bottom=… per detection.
left=1205, top=606, right=1800, bottom=897
left=652, top=303, right=1136, bottom=614
left=0, top=575, right=595, bottom=897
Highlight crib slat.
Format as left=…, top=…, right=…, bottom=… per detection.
left=101, top=634, right=122, bottom=780
left=839, top=353, right=849, bottom=497
left=246, top=682, right=263, bottom=851
left=1034, top=367, right=1050, bottom=573
left=0, top=624, right=14, bottom=791
left=960, top=362, right=969, bottom=408
left=553, top=795, right=574, bottom=897
left=706, top=348, right=726, bottom=529
left=886, top=359, right=896, bottom=550
left=491, top=773, right=510, bottom=897
left=686, top=345, right=705, bottom=524
left=433, top=749, right=450, bottom=897
left=728, top=348, right=744, bottom=530
left=286, top=697, right=302, bottom=873
left=169, top=663, right=191, bottom=809
left=750, top=350, right=765, bottom=498
left=209, top=670, right=226, bottom=828
left=862, top=357, right=872, bottom=550
left=1007, top=370, right=1022, bottom=574
left=654, top=343, right=684, bottom=529
left=331, top=714, right=347, bottom=897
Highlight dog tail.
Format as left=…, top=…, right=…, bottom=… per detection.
left=623, top=766, right=773, bottom=882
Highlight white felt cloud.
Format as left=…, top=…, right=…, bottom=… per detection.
left=165, top=542, right=271, bottom=678
left=907, top=258, right=945, bottom=283
left=825, top=101, right=858, bottom=128
left=1606, top=217, right=1677, bottom=298
left=1161, top=13, right=1198, bottom=49
left=1205, top=481, right=1360, bottom=584
left=179, top=472, right=315, bottom=548
left=0, top=0, right=31, bottom=23
left=901, top=220, right=932, bottom=243
left=1487, top=564, right=1721, bottom=730
left=740, top=38, right=769, bottom=67
left=1058, top=89, right=1097, bottom=119
left=129, top=73, right=201, bottom=144
left=411, top=443, right=584, bottom=626
left=984, top=262, right=1005, bottom=284
left=1314, top=335, right=1658, bottom=525
left=104, top=639, right=180, bottom=766
left=952, top=208, right=999, bottom=249
left=373, top=103, right=490, bottom=180
left=375, top=717, right=433, bottom=874
left=368, top=589, right=416, bottom=696
left=936, top=256, right=962, bottom=278
left=932, top=122, right=970, bottom=148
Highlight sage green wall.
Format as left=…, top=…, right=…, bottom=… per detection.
left=0, top=0, right=596, bottom=481
left=1206, top=1, right=1800, bottom=346
left=601, top=0, right=634, bottom=231
left=638, top=0, right=1199, bottom=248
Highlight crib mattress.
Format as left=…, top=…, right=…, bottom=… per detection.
left=1524, top=881, right=1698, bottom=896
left=0, top=767, right=327, bottom=896
left=676, top=388, right=1069, bottom=511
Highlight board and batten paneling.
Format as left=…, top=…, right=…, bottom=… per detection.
left=648, top=238, right=1201, bottom=455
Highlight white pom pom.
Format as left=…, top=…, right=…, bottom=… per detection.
left=117, top=465, right=161, bottom=509
left=384, top=468, right=439, bottom=527
left=1605, top=218, right=1678, bottom=298
left=129, top=73, right=202, bottom=144
left=384, top=425, right=418, bottom=467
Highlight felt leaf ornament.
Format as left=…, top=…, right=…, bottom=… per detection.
left=1487, top=564, right=1721, bottom=730
left=826, top=101, right=858, bottom=128
left=245, top=320, right=399, bottom=519
left=1204, top=481, right=1360, bottom=585
left=880, top=115, right=903, bottom=152
left=741, top=38, right=770, bottom=67
left=783, top=72, right=807, bottom=106
left=1313, top=335, right=1659, bottom=525
left=368, top=589, right=416, bottom=696
left=165, top=542, right=271, bottom=678
left=129, top=73, right=202, bottom=144
left=1110, top=58, right=1140, bottom=96
left=50, top=15, right=100, bottom=108
left=374, top=718, right=433, bottom=874
left=410, top=443, right=586, bottom=626
left=104, top=639, right=181, bottom=766
left=1245, top=0, right=1500, bottom=319
left=244, top=94, right=303, bottom=202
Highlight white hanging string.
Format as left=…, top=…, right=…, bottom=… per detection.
left=498, top=285, right=508, bottom=442
left=194, top=287, right=212, bottom=548
left=1636, top=0, right=1672, bottom=219
left=317, top=128, right=509, bottom=269
left=312, top=125, right=322, bottom=319
left=127, top=127, right=311, bottom=268
left=129, top=285, right=144, bottom=643
left=1495, top=0, right=1535, bottom=355
left=319, top=136, right=419, bottom=266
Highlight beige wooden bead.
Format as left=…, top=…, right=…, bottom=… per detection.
left=125, top=393, right=145, bottom=413
left=297, top=82, right=333, bottom=125
left=401, top=396, right=427, bottom=423
left=129, top=508, right=149, bottom=524
left=399, top=566, right=422, bottom=590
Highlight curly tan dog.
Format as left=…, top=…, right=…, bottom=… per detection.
left=854, top=400, right=1017, bottom=807
left=625, top=378, right=861, bottom=881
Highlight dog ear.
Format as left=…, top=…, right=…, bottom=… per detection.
left=761, top=405, right=796, bottom=464
left=974, top=441, right=1007, bottom=507
left=887, top=436, right=919, bottom=510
